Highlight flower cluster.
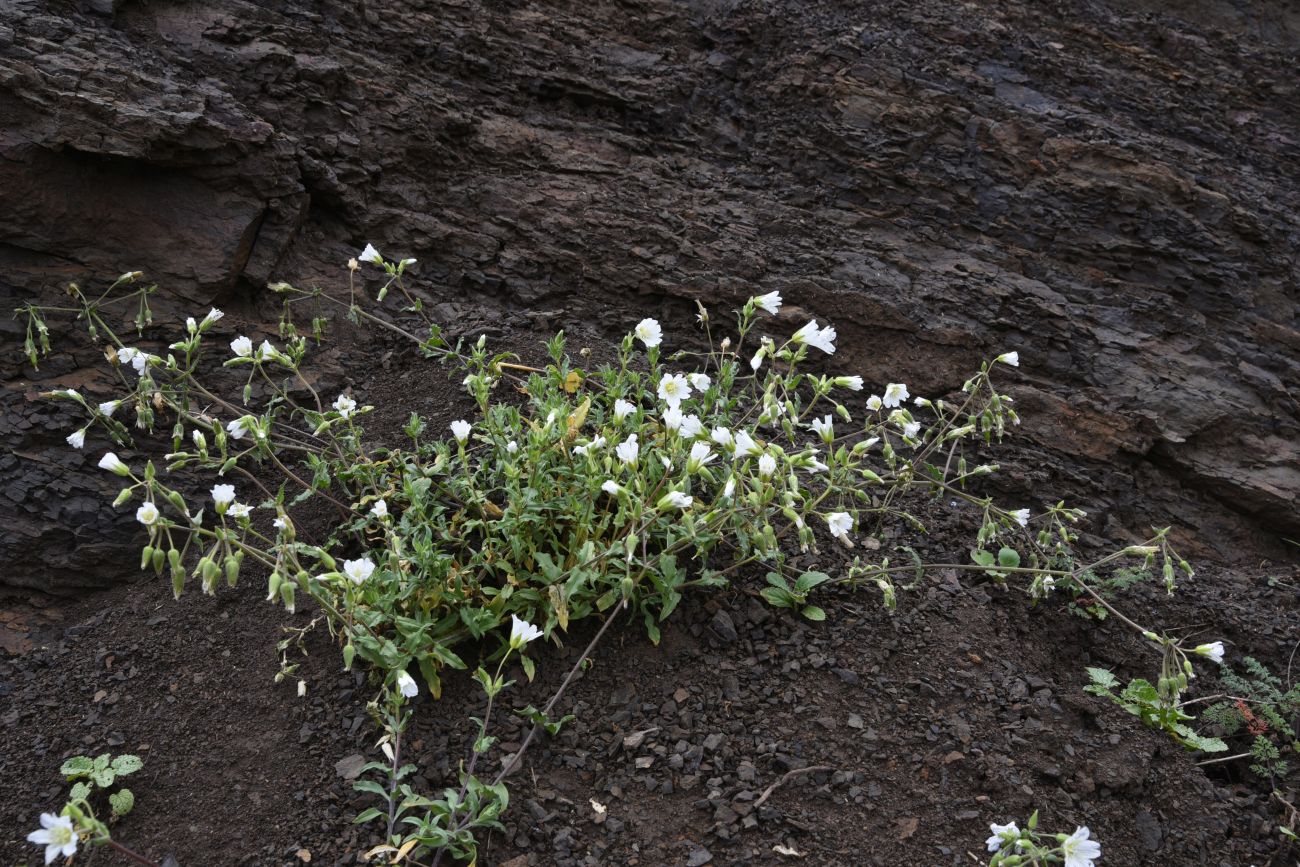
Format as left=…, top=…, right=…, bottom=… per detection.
left=986, top=815, right=1101, bottom=867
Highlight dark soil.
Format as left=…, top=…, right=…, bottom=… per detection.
left=4, top=0, right=1300, bottom=863
left=2, top=310, right=1299, bottom=866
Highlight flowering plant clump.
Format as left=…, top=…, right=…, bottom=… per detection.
left=21, top=247, right=1223, bottom=859
left=985, top=812, right=1101, bottom=867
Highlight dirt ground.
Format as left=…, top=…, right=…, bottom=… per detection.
left=3, top=0, right=1300, bottom=863
left=2, top=313, right=1298, bottom=866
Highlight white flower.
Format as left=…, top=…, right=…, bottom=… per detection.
left=722, top=476, right=736, bottom=499
left=757, top=453, right=777, bottom=477
left=687, top=441, right=715, bottom=471
left=227, top=502, right=253, bottom=519
left=273, top=517, right=288, bottom=531
left=450, top=420, right=472, bottom=443
left=882, top=383, right=910, bottom=408
left=27, top=812, right=77, bottom=864
left=1011, top=508, right=1030, bottom=527
left=711, top=427, right=734, bottom=449
left=395, top=670, right=418, bottom=699
left=98, top=400, right=122, bottom=418
left=601, top=480, right=623, bottom=496
left=634, top=318, right=663, bottom=348
left=901, top=421, right=921, bottom=439
left=506, top=440, right=519, bottom=454
left=680, top=414, right=704, bottom=439
left=1195, top=641, right=1225, bottom=664
left=230, top=335, right=254, bottom=357
left=203, top=308, right=224, bottom=326
left=804, top=455, right=829, bottom=473
left=257, top=340, right=279, bottom=362
left=66, top=429, right=85, bottom=449
left=359, top=243, right=383, bottom=264
left=116, top=347, right=138, bottom=367
left=613, top=399, right=636, bottom=421
left=750, top=347, right=765, bottom=372
left=997, top=351, right=1020, bottom=367
left=660, top=455, right=673, bottom=471
left=135, top=501, right=160, bottom=525
left=211, top=485, right=236, bottom=510
left=186, top=316, right=198, bottom=333
left=660, top=491, right=693, bottom=510
left=400, top=257, right=417, bottom=268
left=1060, top=826, right=1101, bottom=867
left=753, top=291, right=782, bottom=315
left=833, top=375, right=863, bottom=391
left=663, top=406, right=683, bottom=432
left=657, top=373, right=692, bottom=407
left=866, top=395, right=883, bottom=411
left=733, top=430, right=761, bottom=457
left=98, top=452, right=129, bottom=475
left=810, top=415, right=834, bottom=442
left=226, top=418, right=248, bottom=440
left=616, top=434, right=639, bottom=466
left=687, top=372, right=712, bottom=392
left=343, top=557, right=375, bottom=585
left=371, top=499, right=388, bottom=518
left=334, top=394, right=357, bottom=418
left=826, top=512, right=853, bottom=541
left=985, top=821, right=1019, bottom=853
left=510, top=614, right=543, bottom=649
left=573, top=436, right=606, bottom=456
left=792, top=320, right=837, bottom=354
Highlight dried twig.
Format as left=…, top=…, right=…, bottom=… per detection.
left=752, top=765, right=836, bottom=810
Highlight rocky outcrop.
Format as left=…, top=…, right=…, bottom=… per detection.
left=2, top=0, right=1297, bottom=591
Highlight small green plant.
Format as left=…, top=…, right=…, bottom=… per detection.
left=984, top=810, right=1101, bottom=866
left=26, top=754, right=159, bottom=866
left=60, top=753, right=143, bottom=819
left=760, top=569, right=831, bottom=620
left=1085, top=638, right=1230, bottom=753
left=1200, top=656, right=1300, bottom=779
left=1065, top=564, right=1151, bottom=619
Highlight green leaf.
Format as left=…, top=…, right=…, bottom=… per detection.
left=1086, top=667, right=1120, bottom=690
left=69, top=782, right=91, bottom=801
left=111, top=755, right=143, bottom=776
left=353, top=807, right=385, bottom=825
left=801, top=605, right=827, bottom=622
left=970, top=549, right=996, bottom=568
left=60, top=756, right=94, bottom=779
left=794, top=570, right=831, bottom=592
left=108, top=788, right=135, bottom=817
left=352, top=780, right=389, bottom=798
left=997, top=547, right=1020, bottom=569
left=760, top=586, right=796, bottom=609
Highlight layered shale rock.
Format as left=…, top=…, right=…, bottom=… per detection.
left=2, top=0, right=1296, bottom=591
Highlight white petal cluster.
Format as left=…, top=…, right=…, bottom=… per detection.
left=634, top=318, right=662, bottom=348
left=343, top=557, right=376, bottom=585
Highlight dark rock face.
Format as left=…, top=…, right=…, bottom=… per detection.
left=2, top=0, right=1297, bottom=591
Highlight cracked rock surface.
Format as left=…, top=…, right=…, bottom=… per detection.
left=2, top=0, right=1298, bottom=591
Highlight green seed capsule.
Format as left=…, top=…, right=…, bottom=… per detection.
left=225, top=556, right=239, bottom=587
left=171, top=565, right=185, bottom=599
left=152, top=547, right=165, bottom=574
left=141, top=546, right=154, bottom=571
left=267, top=571, right=282, bottom=600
